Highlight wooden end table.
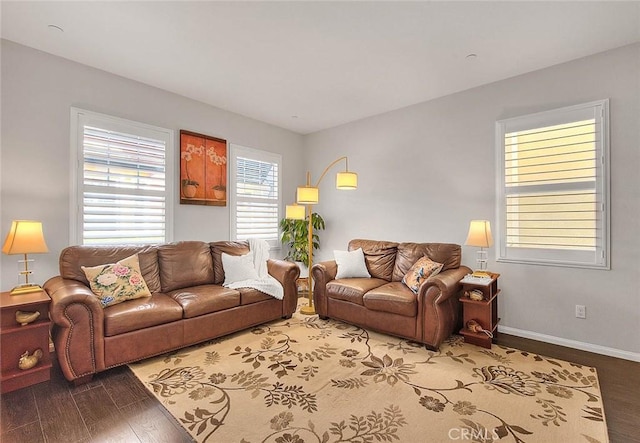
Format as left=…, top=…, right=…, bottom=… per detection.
left=459, top=273, right=501, bottom=349
left=296, top=277, right=309, bottom=297
left=1, top=289, right=52, bottom=393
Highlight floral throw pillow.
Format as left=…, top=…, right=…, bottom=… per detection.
left=82, top=254, right=152, bottom=308
left=402, top=256, right=444, bottom=294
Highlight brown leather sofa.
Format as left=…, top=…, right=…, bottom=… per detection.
left=43, top=241, right=299, bottom=384
left=312, top=239, right=470, bottom=350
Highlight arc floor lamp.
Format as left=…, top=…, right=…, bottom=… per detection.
left=286, top=156, right=357, bottom=315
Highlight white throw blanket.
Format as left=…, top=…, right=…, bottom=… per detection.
left=223, top=239, right=284, bottom=300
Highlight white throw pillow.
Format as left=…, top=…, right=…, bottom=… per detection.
left=334, top=248, right=371, bottom=279
left=222, top=252, right=259, bottom=285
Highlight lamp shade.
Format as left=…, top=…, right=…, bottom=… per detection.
left=465, top=220, right=493, bottom=248
left=336, top=171, right=358, bottom=190
left=285, top=204, right=306, bottom=220
left=2, top=220, right=49, bottom=255
left=297, top=186, right=319, bottom=204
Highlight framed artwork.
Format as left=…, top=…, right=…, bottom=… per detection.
left=179, top=130, right=228, bottom=206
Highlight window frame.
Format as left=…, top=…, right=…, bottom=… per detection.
left=495, top=99, right=610, bottom=269
left=229, top=144, right=282, bottom=249
left=70, top=107, right=175, bottom=245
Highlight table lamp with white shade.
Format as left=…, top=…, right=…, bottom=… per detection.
left=465, top=220, right=493, bottom=275
left=2, top=220, right=49, bottom=295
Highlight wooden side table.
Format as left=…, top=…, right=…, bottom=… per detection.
left=296, top=277, right=309, bottom=297
left=0, top=290, right=52, bottom=393
left=459, top=273, right=500, bottom=349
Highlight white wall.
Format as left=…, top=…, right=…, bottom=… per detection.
left=0, top=40, right=305, bottom=288
left=304, top=44, right=640, bottom=358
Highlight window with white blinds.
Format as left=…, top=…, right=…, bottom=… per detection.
left=71, top=108, right=174, bottom=245
left=496, top=100, right=609, bottom=269
left=229, top=145, right=281, bottom=247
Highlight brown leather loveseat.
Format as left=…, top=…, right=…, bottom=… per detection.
left=44, top=241, right=299, bottom=384
left=312, top=239, right=470, bottom=350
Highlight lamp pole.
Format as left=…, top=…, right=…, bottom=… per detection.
left=300, top=203, right=316, bottom=315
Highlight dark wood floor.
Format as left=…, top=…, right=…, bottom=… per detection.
left=1, top=334, right=638, bottom=443
left=0, top=358, right=193, bottom=443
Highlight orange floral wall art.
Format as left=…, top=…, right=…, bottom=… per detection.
left=180, top=130, right=227, bottom=206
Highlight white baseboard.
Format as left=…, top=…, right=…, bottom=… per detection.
left=498, top=325, right=640, bottom=363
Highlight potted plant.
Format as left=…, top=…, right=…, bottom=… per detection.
left=208, top=146, right=227, bottom=200
left=279, top=212, right=325, bottom=276
left=181, top=179, right=199, bottom=198
left=212, top=184, right=226, bottom=200
left=181, top=143, right=203, bottom=198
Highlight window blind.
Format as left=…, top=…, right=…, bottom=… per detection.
left=234, top=156, right=279, bottom=243
left=81, top=125, right=167, bottom=245
left=505, top=120, right=598, bottom=250
left=497, top=100, right=609, bottom=268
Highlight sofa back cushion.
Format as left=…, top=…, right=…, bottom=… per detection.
left=157, top=241, right=215, bottom=292
left=59, top=245, right=161, bottom=293
left=392, top=242, right=462, bottom=282
left=210, top=241, right=250, bottom=284
left=348, top=239, right=398, bottom=281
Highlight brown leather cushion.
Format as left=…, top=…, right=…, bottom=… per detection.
left=237, top=287, right=272, bottom=305
left=59, top=245, right=161, bottom=293
left=392, top=243, right=462, bottom=282
left=363, top=282, right=417, bottom=317
left=157, top=241, right=215, bottom=292
left=210, top=241, right=250, bottom=284
left=167, top=285, right=240, bottom=318
left=327, top=278, right=387, bottom=305
left=348, top=239, right=399, bottom=281
left=103, top=293, right=183, bottom=336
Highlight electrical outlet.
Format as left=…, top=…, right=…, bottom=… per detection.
left=575, top=305, right=586, bottom=319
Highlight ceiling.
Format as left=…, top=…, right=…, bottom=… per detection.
left=2, top=1, right=639, bottom=134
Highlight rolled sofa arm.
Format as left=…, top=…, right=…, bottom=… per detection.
left=311, top=260, right=338, bottom=318
left=419, top=266, right=471, bottom=348
left=267, top=259, right=300, bottom=317
left=44, top=276, right=106, bottom=382
left=420, top=266, right=472, bottom=305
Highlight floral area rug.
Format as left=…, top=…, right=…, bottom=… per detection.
left=129, top=304, right=608, bottom=443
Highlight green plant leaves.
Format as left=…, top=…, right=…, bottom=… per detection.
left=279, top=212, right=325, bottom=267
